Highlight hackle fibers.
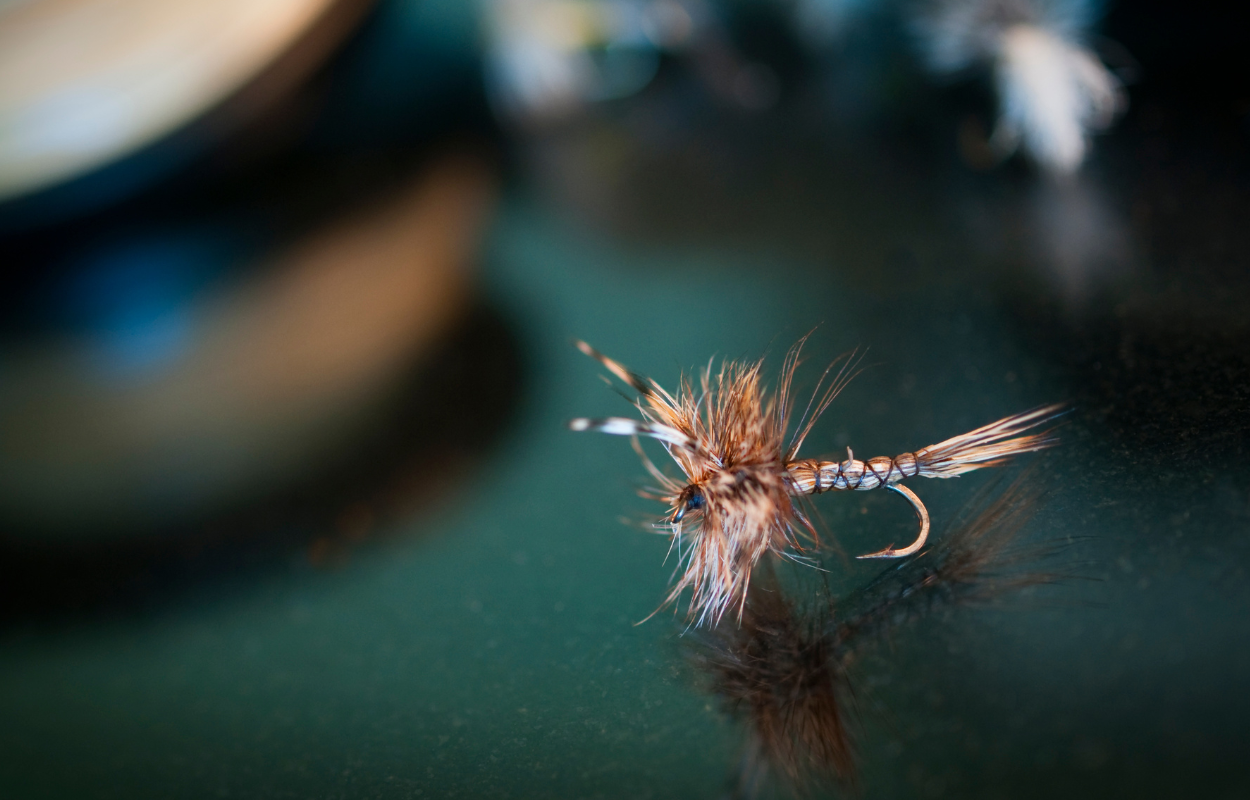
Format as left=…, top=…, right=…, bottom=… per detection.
left=570, top=338, right=1065, bottom=627
left=690, top=474, right=1061, bottom=798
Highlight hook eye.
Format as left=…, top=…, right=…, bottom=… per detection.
left=673, top=488, right=705, bottom=523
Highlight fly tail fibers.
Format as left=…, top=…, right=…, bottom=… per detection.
left=912, top=404, right=1068, bottom=479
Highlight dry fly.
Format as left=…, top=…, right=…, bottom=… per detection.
left=569, top=338, right=1065, bottom=627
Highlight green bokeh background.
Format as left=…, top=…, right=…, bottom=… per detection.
left=5, top=190, right=1248, bottom=798
left=3, top=0, right=1249, bottom=797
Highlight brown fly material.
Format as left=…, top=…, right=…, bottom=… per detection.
left=691, top=474, right=1063, bottom=798
left=570, top=338, right=1065, bottom=627
left=693, top=573, right=855, bottom=797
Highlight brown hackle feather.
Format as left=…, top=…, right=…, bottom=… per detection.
left=570, top=338, right=1066, bottom=627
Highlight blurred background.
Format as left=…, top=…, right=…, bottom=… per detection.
left=0, top=0, right=1246, bottom=797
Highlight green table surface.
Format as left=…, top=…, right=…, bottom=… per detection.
left=3, top=5, right=1250, bottom=793
left=4, top=176, right=1248, bottom=797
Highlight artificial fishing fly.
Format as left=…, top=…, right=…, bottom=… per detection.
left=569, top=338, right=1065, bottom=627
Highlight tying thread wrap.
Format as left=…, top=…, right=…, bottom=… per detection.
left=788, top=451, right=921, bottom=495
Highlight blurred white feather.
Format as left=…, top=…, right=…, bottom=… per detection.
left=911, top=0, right=1125, bottom=174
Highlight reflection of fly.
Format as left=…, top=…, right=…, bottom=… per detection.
left=693, top=473, right=1059, bottom=795
left=569, top=338, right=1065, bottom=627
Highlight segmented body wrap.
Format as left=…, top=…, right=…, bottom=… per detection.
left=788, top=452, right=921, bottom=494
